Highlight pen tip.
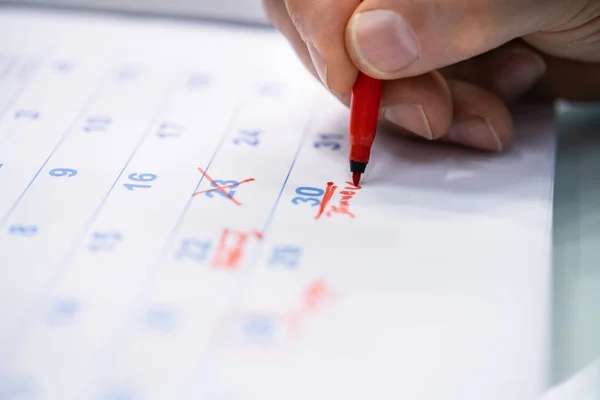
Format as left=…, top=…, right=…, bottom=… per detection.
left=352, top=172, right=361, bottom=186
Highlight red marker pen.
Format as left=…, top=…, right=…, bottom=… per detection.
left=349, top=71, right=382, bottom=186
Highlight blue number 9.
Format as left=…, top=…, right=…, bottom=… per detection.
left=49, top=168, right=77, bottom=177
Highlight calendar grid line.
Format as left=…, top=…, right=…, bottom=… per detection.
left=0, top=56, right=17, bottom=80
left=185, top=95, right=323, bottom=397
left=153, top=127, right=230, bottom=260
left=0, top=71, right=106, bottom=233
left=259, top=101, right=321, bottom=237
left=0, top=79, right=179, bottom=362
left=0, top=55, right=45, bottom=121
left=17, top=57, right=42, bottom=79
left=151, top=81, right=256, bottom=268
left=79, top=75, right=260, bottom=391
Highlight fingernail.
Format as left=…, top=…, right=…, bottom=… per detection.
left=495, top=49, right=546, bottom=99
left=307, top=42, right=328, bottom=88
left=447, top=117, right=503, bottom=151
left=383, top=103, right=433, bottom=139
left=350, top=10, right=419, bottom=75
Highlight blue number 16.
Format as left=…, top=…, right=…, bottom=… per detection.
left=123, top=173, right=157, bottom=191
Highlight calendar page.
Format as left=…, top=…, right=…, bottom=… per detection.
left=0, top=6, right=556, bottom=400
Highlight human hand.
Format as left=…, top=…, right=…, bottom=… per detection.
left=263, top=0, right=600, bottom=151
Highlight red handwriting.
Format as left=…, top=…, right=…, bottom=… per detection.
left=288, top=280, right=335, bottom=327
left=214, top=280, right=336, bottom=356
left=315, top=182, right=337, bottom=219
left=193, top=167, right=254, bottom=206
left=298, top=280, right=334, bottom=312
left=315, top=181, right=362, bottom=220
left=211, top=228, right=262, bottom=270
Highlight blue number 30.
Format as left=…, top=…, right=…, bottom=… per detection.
left=291, top=186, right=324, bottom=207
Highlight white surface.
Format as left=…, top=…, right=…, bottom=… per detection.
left=0, top=6, right=557, bottom=400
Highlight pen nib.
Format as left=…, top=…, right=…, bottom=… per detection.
left=352, top=172, right=361, bottom=186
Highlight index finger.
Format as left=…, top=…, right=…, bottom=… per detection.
left=283, top=0, right=361, bottom=94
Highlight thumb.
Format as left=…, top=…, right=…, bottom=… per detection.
left=344, top=0, right=582, bottom=80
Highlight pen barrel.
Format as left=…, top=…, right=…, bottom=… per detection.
left=349, top=72, right=382, bottom=163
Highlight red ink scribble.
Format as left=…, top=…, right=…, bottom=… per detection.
left=193, top=167, right=255, bottom=206
left=288, top=279, right=335, bottom=331
left=315, top=182, right=337, bottom=220
left=316, top=181, right=362, bottom=220
left=211, top=228, right=262, bottom=270
left=194, top=178, right=255, bottom=196
left=299, top=280, right=333, bottom=312
left=214, top=279, right=337, bottom=357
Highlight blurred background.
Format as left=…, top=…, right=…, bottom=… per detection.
left=1, top=0, right=269, bottom=24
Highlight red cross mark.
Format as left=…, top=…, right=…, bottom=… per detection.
left=193, top=167, right=255, bottom=206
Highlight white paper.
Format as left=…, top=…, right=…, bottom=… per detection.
left=0, top=6, right=556, bottom=400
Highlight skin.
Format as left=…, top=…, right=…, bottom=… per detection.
left=262, top=0, right=600, bottom=151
